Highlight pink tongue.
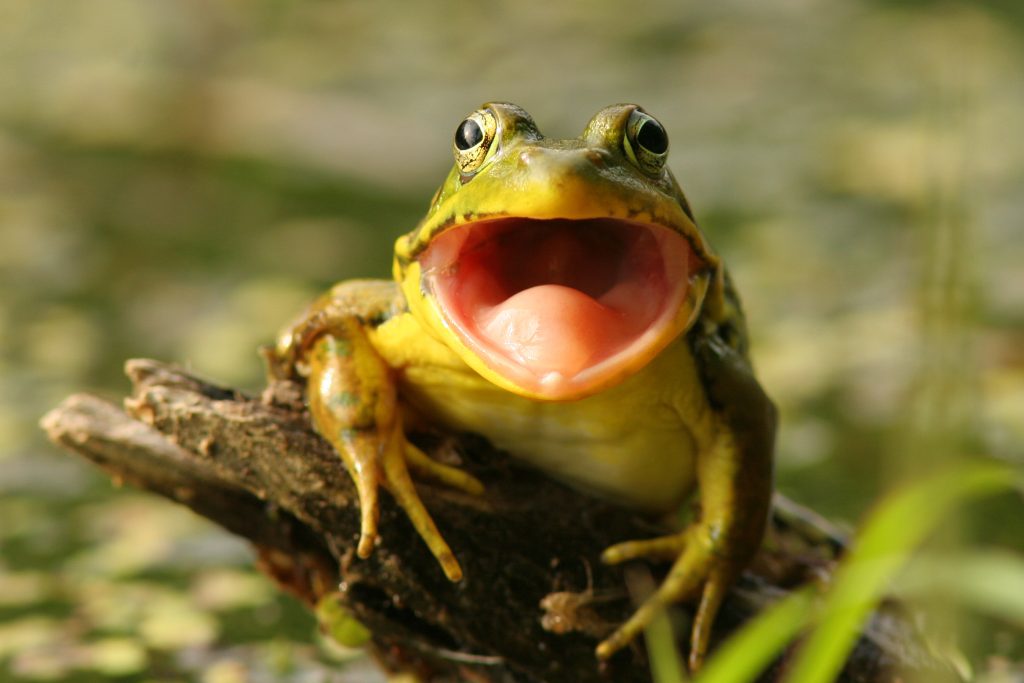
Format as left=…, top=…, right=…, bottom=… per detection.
left=477, top=285, right=625, bottom=379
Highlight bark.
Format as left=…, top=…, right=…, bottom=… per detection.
left=41, top=359, right=953, bottom=683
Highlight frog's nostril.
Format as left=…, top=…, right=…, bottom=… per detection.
left=517, top=147, right=607, bottom=172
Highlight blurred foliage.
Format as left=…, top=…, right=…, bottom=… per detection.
left=684, top=464, right=1024, bottom=683
left=1, top=0, right=1021, bottom=680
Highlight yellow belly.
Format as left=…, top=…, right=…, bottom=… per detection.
left=370, top=313, right=713, bottom=513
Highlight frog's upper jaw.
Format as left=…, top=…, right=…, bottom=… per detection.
left=413, top=214, right=709, bottom=401
left=395, top=103, right=718, bottom=402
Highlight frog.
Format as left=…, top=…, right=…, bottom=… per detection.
left=266, top=102, right=776, bottom=670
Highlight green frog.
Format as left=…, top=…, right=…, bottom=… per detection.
left=267, top=102, right=776, bottom=670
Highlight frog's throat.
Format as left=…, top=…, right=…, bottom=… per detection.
left=413, top=217, right=708, bottom=401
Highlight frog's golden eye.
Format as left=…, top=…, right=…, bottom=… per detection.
left=624, top=110, right=669, bottom=175
left=453, top=109, right=498, bottom=175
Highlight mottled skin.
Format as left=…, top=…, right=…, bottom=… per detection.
left=268, top=103, right=775, bottom=670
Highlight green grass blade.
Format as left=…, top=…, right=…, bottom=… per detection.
left=693, top=586, right=816, bottom=683
left=897, top=550, right=1024, bottom=626
left=784, top=461, right=1021, bottom=683
left=646, top=606, right=690, bottom=683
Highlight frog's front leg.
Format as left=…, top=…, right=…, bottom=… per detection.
left=274, top=303, right=483, bottom=583
left=597, top=335, right=775, bottom=670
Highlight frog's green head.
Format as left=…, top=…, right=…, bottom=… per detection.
left=395, top=102, right=719, bottom=401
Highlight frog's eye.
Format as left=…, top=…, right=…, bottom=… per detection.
left=453, top=109, right=499, bottom=175
left=624, top=110, right=669, bottom=175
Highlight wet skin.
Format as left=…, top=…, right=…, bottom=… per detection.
left=268, top=102, right=776, bottom=670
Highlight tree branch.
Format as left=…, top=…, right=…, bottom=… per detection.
left=41, top=359, right=952, bottom=682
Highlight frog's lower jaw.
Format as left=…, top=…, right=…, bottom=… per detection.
left=420, top=217, right=700, bottom=400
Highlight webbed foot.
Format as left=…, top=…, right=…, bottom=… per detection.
left=345, top=418, right=483, bottom=582
left=596, top=524, right=739, bottom=671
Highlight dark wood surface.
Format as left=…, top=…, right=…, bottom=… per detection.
left=41, top=359, right=953, bottom=683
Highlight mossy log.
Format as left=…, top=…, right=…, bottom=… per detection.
left=42, top=359, right=952, bottom=682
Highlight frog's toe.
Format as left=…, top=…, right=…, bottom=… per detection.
left=383, top=461, right=463, bottom=581
left=404, top=441, right=485, bottom=496
left=687, top=568, right=732, bottom=671
left=380, top=430, right=464, bottom=582
left=338, top=432, right=384, bottom=559
left=601, top=532, right=687, bottom=565
left=594, top=557, right=706, bottom=661
left=595, top=594, right=665, bottom=660
left=594, top=563, right=729, bottom=671
left=353, top=481, right=380, bottom=559
left=597, top=526, right=731, bottom=669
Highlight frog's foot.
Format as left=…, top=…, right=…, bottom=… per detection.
left=304, top=329, right=483, bottom=584
left=597, top=526, right=736, bottom=671
left=342, top=421, right=484, bottom=583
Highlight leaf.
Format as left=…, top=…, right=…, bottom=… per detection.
left=693, top=587, right=817, bottom=683
left=646, top=604, right=690, bottom=683
left=897, top=550, right=1024, bottom=626
left=784, top=460, right=1022, bottom=683
left=315, top=593, right=371, bottom=648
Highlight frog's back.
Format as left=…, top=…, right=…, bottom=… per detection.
left=308, top=279, right=407, bottom=325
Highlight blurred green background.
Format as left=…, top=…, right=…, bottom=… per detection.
left=1, top=1, right=1021, bottom=681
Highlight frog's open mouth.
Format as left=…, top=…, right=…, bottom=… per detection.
left=420, top=217, right=700, bottom=399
